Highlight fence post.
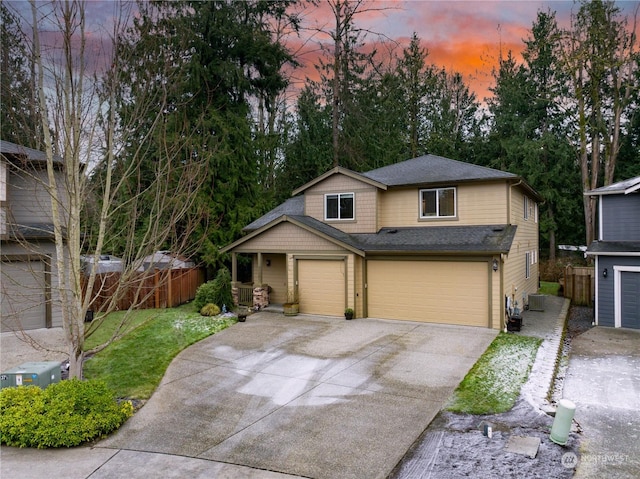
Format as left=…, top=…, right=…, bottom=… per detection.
left=167, top=268, right=173, bottom=308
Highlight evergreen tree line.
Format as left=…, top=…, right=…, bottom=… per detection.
left=2, top=0, right=638, bottom=269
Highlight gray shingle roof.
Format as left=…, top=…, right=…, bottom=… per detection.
left=586, top=240, right=640, bottom=254
left=362, top=154, right=517, bottom=187
left=286, top=217, right=515, bottom=255
left=585, top=176, right=640, bottom=196
left=1, top=140, right=63, bottom=165
left=244, top=196, right=304, bottom=231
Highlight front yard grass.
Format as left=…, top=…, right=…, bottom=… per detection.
left=83, top=304, right=236, bottom=399
left=446, top=333, right=542, bottom=415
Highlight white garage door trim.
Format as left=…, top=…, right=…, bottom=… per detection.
left=297, top=258, right=346, bottom=316
left=614, top=265, right=640, bottom=328
left=366, top=259, right=489, bottom=327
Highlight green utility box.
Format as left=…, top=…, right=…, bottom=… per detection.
left=0, top=361, right=61, bottom=389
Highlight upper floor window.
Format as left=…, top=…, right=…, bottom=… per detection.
left=524, top=195, right=536, bottom=221
left=420, top=187, right=456, bottom=218
left=325, top=193, right=354, bottom=220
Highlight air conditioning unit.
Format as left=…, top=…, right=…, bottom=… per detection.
left=0, top=362, right=61, bottom=389
left=528, top=294, right=545, bottom=312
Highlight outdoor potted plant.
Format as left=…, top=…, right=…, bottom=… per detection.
left=344, top=307, right=354, bottom=320
left=283, top=289, right=299, bottom=316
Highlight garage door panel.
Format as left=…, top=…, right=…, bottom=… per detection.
left=620, top=271, right=640, bottom=329
left=368, top=261, right=488, bottom=327
left=1, top=261, right=47, bottom=332
left=298, top=260, right=345, bottom=316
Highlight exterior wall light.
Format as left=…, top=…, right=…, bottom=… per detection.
left=603, top=268, right=607, bottom=278
left=492, top=259, right=499, bottom=272
left=266, top=259, right=271, bottom=267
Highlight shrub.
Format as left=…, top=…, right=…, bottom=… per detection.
left=194, top=268, right=234, bottom=310
left=0, top=379, right=133, bottom=448
left=200, top=303, right=221, bottom=316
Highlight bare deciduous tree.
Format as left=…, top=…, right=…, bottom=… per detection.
left=21, top=0, right=207, bottom=378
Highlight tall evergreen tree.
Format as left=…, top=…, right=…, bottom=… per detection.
left=102, top=0, right=298, bottom=268
left=0, top=3, right=41, bottom=147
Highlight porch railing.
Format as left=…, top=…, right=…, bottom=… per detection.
left=237, top=284, right=254, bottom=306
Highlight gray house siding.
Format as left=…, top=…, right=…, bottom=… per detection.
left=596, top=255, right=640, bottom=328
left=601, top=194, right=640, bottom=241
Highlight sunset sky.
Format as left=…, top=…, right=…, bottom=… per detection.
left=14, top=1, right=640, bottom=102
left=289, top=0, right=639, bottom=101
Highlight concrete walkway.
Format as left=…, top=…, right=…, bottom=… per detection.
left=1, top=314, right=497, bottom=479
left=563, top=327, right=640, bottom=478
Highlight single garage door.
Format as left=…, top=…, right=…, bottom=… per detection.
left=298, top=259, right=345, bottom=316
left=367, top=260, right=488, bottom=327
left=620, top=271, right=640, bottom=329
left=1, top=260, right=47, bottom=332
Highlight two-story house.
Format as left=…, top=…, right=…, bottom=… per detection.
left=586, top=176, right=640, bottom=330
left=221, top=154, right=541, bottom=329
left=1, top=140, right=68, bottom=332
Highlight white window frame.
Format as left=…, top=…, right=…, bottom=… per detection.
left=524, top=196, right=529, bottom=220
left=324, top=192, right=355, bottom=221
left=419, top=187, right=457, bottom=219
left=525, top=252, right=531, bottom=279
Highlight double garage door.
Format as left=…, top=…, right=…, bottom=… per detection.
left=367, top=260, right=489, bottom=327
left=1, top=260, right=48, bottom=332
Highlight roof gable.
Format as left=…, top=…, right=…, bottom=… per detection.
left=291, top=166, right=387, bottom=196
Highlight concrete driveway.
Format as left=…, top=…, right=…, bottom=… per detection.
left=96, top=313, right=496, bottom=479
left=563, top=327, right=640, bottom=479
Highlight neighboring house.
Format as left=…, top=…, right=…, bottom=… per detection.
left=81, top=254, right=123, bottom=275
left=136, top=251, right=195, bottom=272
left=222, top=154, right=542, bottom=329
left=585, top=176, right=640, bottom=330
left=1, top=140, right=68, bottom=332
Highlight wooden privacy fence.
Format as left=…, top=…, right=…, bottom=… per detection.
left=562, top=265, right=595, bottom=306
left=83, top=267, right=205, bottom=313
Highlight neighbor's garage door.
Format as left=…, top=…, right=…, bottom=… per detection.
left=620, top=271, right=640, bottom=329
left=367, top=260, right=488, bottom=327
left=298, top=260, right=345, bottom=316
left=1, top=260, right=47, bottom=332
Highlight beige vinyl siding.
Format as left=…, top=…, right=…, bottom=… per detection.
left=378, top=182, right=509, bottom=228
left=304, top=174, right=378, bottom=233
left=354, top=255, right=364, bottom=317
left=503, top=188, right=539, bottom=305
left=234, top=223, right=341, bottom=253
left=256, top=254, right=287, bottom=304
left=367, top=260, right=490, bottom=327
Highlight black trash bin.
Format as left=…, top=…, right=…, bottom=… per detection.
left=507, top=313, right=522, bottom=331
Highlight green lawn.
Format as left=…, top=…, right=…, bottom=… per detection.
left=539, top=281, right=561, bottom=296
left=446, top=333, right=542, bottom=415
left=83, top=304, right=236, bottom=399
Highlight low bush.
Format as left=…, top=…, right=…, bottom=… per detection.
left=194, top=268, right=233, bottom=310
left=200, top=303, right=221, bottom=316
left=0, top=379, right=133, bottom=448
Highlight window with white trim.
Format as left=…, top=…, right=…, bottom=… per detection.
left=525, top=252, right=531, bottom=279
left=325, top=193, right=354, bottom=220
left=524, top=196, right=529, bottom=220
left=420, top=187, right=456, bottom=218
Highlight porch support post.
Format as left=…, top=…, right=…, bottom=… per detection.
left=231, top=252, right=237, bottom=282
left=256, top=252, right=263, bottom=285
